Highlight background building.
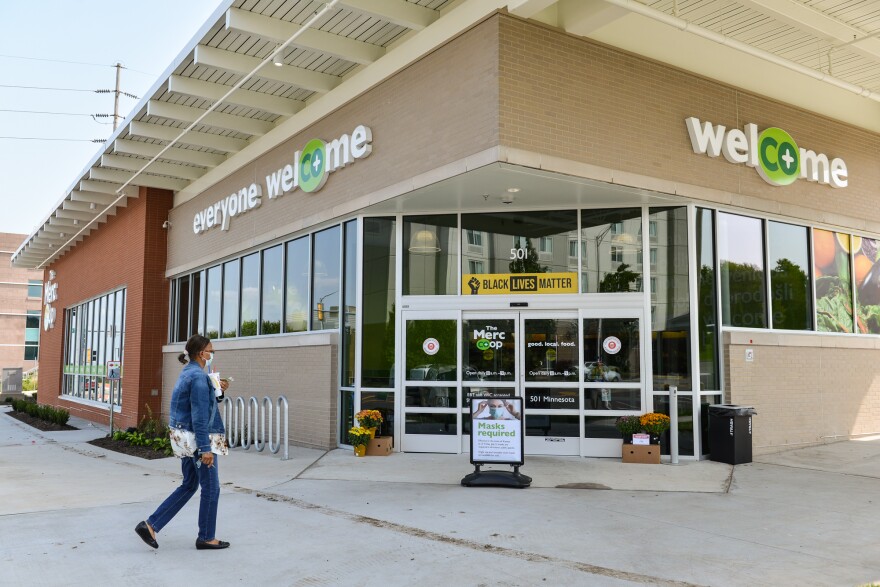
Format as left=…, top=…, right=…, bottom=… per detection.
left=0, top=232, right=43, bottom=393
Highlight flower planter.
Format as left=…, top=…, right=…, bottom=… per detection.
left=353, top=444, right=366, bottom=457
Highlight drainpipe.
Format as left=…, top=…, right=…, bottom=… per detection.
left=602, top=0, right=880, bottom=104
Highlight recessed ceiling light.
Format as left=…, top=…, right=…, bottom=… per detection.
left=506, top=188, right=520, bottom=193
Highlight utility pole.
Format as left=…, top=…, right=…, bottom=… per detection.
left=113, top=62, right=122, bottom=131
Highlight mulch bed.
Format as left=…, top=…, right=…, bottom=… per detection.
left=4, top=409, right=78, bottom=431
left=87, top=435, right=172, bottom=460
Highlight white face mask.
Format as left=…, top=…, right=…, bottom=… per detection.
left=203, top=352, right=214, bottom=369
left=489, top=407, right=504, bottom=419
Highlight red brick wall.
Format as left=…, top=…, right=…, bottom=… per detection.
left=39, top=188, right=172, bottom=428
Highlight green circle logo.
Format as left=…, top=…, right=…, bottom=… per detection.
left=298, top=138, right=327, bottom=193
left=476, top=339, right=490, bottom=351
left=757, top=127, right=799, bottom=186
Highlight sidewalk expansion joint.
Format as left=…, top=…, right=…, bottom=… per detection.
left=229, top=484, right=706, bottom=587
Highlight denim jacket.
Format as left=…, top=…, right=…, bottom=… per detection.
left=169, top=361, right=225, bottom=453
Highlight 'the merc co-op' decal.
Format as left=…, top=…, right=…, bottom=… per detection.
left=193, top=124, right=372, bottom=235
left=685, top=117, right=847, bottom=188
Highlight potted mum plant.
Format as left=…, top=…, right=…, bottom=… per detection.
left=640, top=412, right=671, bottom=444
left=348, top=426, right=372, bottom=457
left=355, top=409, right=383, bottom=437
left=615, top=415, right=642, bottom=444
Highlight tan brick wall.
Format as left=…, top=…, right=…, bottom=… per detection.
left=498, top=15, right=880, bottom=228
left=166, top=16, right=500, bottom=273
left=162, top=335, right=339, bottom=450
left=39, top=189, right=173, bottom=429
left=724, top=331, right=880, bottom=454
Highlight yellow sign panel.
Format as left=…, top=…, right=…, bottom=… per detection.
left=463, top=273, right=578, bottom=295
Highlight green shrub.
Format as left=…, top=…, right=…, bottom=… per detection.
left=111, top=428, right=172, bottom=456
left=22, top=374, right=37, bottom=392
left=138, top=404, right=167, bottom=439
left=10, top=400, right=71, bottom=427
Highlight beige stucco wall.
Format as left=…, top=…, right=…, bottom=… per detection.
left=162, top=333, right=339, bottom=450
left=724, top=331, right=880, bottom=454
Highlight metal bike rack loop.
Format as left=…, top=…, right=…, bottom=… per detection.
left=223, top=395, right=289, bottom=460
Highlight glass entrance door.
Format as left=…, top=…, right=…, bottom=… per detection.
left=401, top=311, right=460, bottom=453
left=581, top=311, right=645, bottom=457
left=400, top=307, right=645, bottom=457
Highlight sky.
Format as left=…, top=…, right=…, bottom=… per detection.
left=0, top=0, right=226, bottom=240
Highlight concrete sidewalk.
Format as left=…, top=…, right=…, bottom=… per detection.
left=1, top=406, right=879, bottom=586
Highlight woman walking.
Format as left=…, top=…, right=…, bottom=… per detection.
left=135, top=334, right=230, bottom=550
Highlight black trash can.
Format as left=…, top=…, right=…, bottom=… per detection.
left=708, top=404, right=757, bottom=465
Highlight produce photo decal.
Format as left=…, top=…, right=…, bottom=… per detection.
left=813, top=229, right=853, bottom=333
left=854, top=237, right=880, bottom=334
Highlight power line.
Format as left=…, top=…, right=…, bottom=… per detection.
left=0, top=84, right=139, bottom=99
left=0, top=54, right=157, bottom=77
left=0, top=83, right=94, bottom=92
left=0, top=108, right=104, bottom=117
left=0, top=136, right=105, bottom=143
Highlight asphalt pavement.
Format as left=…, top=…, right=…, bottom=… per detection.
left=1, top=404, right=879, bottom=586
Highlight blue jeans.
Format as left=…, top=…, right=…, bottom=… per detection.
left=148, top=457, right=220, bottom=542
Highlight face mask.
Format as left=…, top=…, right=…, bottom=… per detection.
left=489, top=407, right=504, bottom=419
left=203, top=352, right=214, bottom=370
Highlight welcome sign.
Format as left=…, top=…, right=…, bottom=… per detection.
left=193, top=124, right=372, bottom=235
left=685, top=117, right=847, bottom=188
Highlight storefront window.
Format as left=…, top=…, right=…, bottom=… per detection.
left=719, top=212, right=766, bottom=328
left=285, top=237, right=309, bottom=332
left=653, top=394, right=694, bottom=457
left=361, top=391, right=394, bottom=439
left=191, top=270, right=204, bottom=337
left=221, top=259, right=240, bottom=338
left=62, top=288, right=125, bottom=406
left=205, top=266, right=221, bottom=339
left=403, top=214, right=458, bottom=295
left=462, top=211, right=577, bottom=293
left=312, top=226, right=341, bottom=330
left=650, top=207, right=691, bottom=391
left=813, top=229, right=853, bottom=333
left=239, top=253, right=259, bottom=336
left=341, top=220, right=358, bottom=388
left=856, top=236, right=880, bottom=334
left=462, top=318, right=516, bottom=382
left=768, top=222, right=811, bottom=331
left=361, top=217, right=396, bottom=388
left=260, top=246, right=282, bottom=335
left=696, top=208, right=719, bottom=390
left=175, top=275, right=190, bottom=343
left=581, top=208, right=642, bottom=293
left=24, top=310, right=39, bottom=360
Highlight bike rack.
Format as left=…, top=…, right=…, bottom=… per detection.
left=223, top=395, right=289, bottom=460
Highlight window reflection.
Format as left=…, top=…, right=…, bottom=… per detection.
left=650, top=207, right=692, bottom=391
left=461, top=211, right=577, bottom=284
left=221, top=259, right=240, bottom=338
left=697, top=209, right=720, bottom=390
left=768, top=222, right=811, bottom=331
left=403, top=215, right=458, bottom=295
left=313, top=226, right=340, bottom=330
left=205, top=266, right=221, bottom=339
left=581, top=208, right=642, bottom=293
left=261, top=246, right=283, bottom=334
left=240, top=253, right=259, bottom=337
left=285, top=237, right=309, bottom=332
left=718, top=212, right=765, bottom=328
left=856, top=236, right=880, bottom=334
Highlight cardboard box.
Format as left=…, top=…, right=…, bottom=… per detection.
left=622, top=443, right=660, bottom=464
left=366, top=436, right=392, bottom=456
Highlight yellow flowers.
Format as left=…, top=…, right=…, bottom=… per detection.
left=355, top=409, right=383, bottom=429
left=640, top=412, right=671, bottom=436
left=348, top=426, right=372, bottom=447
